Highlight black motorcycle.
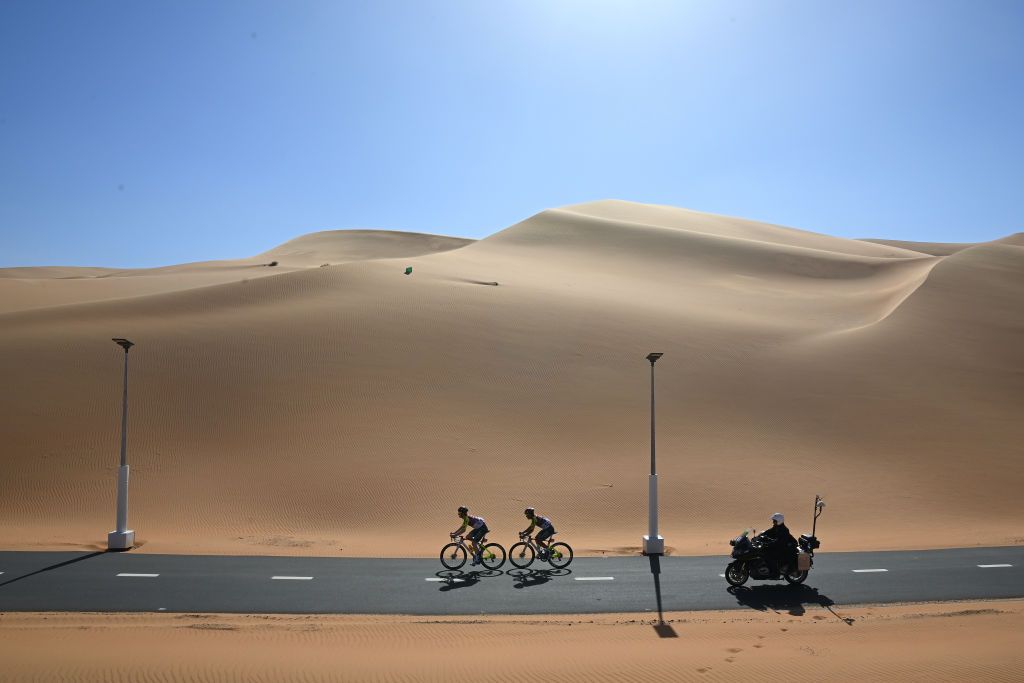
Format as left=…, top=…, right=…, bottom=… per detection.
left=724, top=495, right=825, bottom=587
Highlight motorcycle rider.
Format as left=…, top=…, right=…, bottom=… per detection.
left=758, top=512, right=797, bottom=576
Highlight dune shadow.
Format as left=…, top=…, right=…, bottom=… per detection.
left=508, top=567, right=572, bottom=588
left=0, top=551, right=105, bottom=589
left=727, top=584, right=853, bottom=624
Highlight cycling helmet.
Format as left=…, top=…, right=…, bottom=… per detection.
left=770, top=512, right=785, bottom=525
left=457, top=506, right=468, bottom=515
left=524, top=507, right=535, bottom=516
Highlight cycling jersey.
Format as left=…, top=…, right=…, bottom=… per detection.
left=465, top=515, right=485, bottom=529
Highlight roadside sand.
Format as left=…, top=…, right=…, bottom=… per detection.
left=1, top=600, right=1022, bottom=681
left=1, top=201, right=1021, bottom=557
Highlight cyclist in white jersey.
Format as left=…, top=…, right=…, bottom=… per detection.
left=452, top=506, right=490, bottom=566
left=521, top=507, right=556, bottom=560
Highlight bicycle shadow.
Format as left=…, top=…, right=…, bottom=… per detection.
left=727, top=584, right=854, bottom=624
left=434, top=568, right=503, bottom=591
left=507, top=567, right=572, bottom=588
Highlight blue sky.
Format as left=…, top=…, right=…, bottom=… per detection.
left=2, top=1, right=1022, bottom=267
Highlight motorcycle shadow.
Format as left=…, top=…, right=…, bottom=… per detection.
left=727, top=583, right=844, bottom=619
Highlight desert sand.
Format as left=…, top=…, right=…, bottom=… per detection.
left=1, top=600, right=1022, bottom=681
left=0, top=200, right=1021, bottom=557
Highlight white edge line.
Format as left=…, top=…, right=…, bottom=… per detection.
left=271, top=576, right=314, bottom=580
left=575, top=577, right=615, bottom=581
left=425, top=578, right=464, bottom=582
left=117, top=573, right=159, bottom=577
left=852, top=569, right=888, bottom=573
left=978, top=564, right=1013, bottom=568
left=718, top=574, right=725, bottom=577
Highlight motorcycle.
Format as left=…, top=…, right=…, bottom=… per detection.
left=724, top=495, right=825, bottom=587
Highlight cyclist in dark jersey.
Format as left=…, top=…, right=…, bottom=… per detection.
left=521, top=507, right=556, bottom=560
left=452, top=506, right=489, bottom=566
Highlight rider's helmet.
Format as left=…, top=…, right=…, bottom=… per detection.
left=524, top=507, right=535, bottom=517
left=770, top=512, right=785, bottom=525
left=457, top=506, right=468, bottom=516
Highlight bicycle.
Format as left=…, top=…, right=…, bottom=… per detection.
left=509, top=531, right=573, bottom=569
left=440, top=534, right=506, bottom=570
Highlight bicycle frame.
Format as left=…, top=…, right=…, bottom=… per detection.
left=450, top=534, right=496, bottom=560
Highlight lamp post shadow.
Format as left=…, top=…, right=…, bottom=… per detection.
left=648, top=554, right=678, bottom=638
left=0, top=551, right=105, bottom=590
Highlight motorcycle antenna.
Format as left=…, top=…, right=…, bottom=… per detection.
left=812, top=494, right=825, bottom=538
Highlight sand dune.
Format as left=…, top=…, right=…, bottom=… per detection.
left=0, top=201, right=1021, bottom=557
left=0, top=229, right=471, bottom=314
left=1, top=601, right=1022, bottom=682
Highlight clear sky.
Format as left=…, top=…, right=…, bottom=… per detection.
left=2, top=1, right=1022, bottom=267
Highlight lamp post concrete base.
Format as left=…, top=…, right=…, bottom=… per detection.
left=643, top=534, right=665, bottom=556
left=107, top=529, right=134, bottom=551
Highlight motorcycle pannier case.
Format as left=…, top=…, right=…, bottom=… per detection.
left=797, top=551, right=812, bottom=571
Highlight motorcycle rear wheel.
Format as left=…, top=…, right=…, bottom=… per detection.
left=725, top=561, right=748, bottom=587
left=783, top=568, right=808, bottom=584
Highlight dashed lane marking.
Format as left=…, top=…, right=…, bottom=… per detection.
left=117, top=573, right=159, bottom=577
left=719, top=574, right=725, bottom=577
left=425, top=578, right=464, bottom=582
left=271, top=576, right=314, bottom=580
left=852, top=569, right=888, bottom=573
left=978, top=564, right=1013, bottom=568
left=575, top=577, right=615, bottom=581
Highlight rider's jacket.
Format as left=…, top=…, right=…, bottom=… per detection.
left=761, top=523, right=796, bottom=548
left=464, top=514, right=486, bottom=529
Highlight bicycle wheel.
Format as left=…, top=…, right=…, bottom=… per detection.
left=509, top=542, right=535, bottom=568
left=547, top=542, right=573, bottom=568
left=481, top=542, right=506, bottom=570
left=440, top=542, right=467, bottom=570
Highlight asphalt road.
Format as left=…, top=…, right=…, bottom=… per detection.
left=0, top=547, right=1021, bottom=616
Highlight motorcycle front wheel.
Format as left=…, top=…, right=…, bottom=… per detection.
left=725, top=561, right=749, bottom=587
left=783, top=568, right=808, bottom=584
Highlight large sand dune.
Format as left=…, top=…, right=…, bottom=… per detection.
left=1, top=200, right=1021, bottom=556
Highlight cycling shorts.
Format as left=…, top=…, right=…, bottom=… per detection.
left=468, top=525, right=489, bottom=543
left=536, top=526, right=555, bottom=543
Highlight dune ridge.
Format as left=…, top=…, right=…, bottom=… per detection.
left=0, top=201, right=1021, bottom=557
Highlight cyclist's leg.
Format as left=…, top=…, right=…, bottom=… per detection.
left=468, top=527, right=486, bottom=562
left=536, top=527, right=554, bottom=556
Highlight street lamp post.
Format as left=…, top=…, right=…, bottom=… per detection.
left=107, top=338, right=135, bottom=551
left=643, top=352, right=665, bottom=556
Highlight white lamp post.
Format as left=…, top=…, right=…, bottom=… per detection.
left=107, top=338, right=135, bottom=551
left=643, top=352, right=665, bottom=556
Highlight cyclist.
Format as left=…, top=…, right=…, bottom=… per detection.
left=452, top=506, right=489, bottom=566
left=521, top=507, right=556, bottom=560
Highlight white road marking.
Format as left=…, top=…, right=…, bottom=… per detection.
left=117, top=573, right=159, bottom=577
left=574, top=577, right=615, bottom=581
left=425, top=578, right=464, bottom=582
left=978, top=564, right=1013, bottom=568
left=271, top=576, right=313, bottom=580
left=719, top=574, right=725, bottom=578
left=852, top=569, right=888, bottom=573
left=158, top=607, right=167, bottom=611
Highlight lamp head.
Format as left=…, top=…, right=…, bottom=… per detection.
left=646, top=352, right=663, bottom=364
left=112, top=338, right=134, bottom=352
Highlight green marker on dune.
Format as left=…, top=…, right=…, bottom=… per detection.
left=404, top=266, right=413, bottom=275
